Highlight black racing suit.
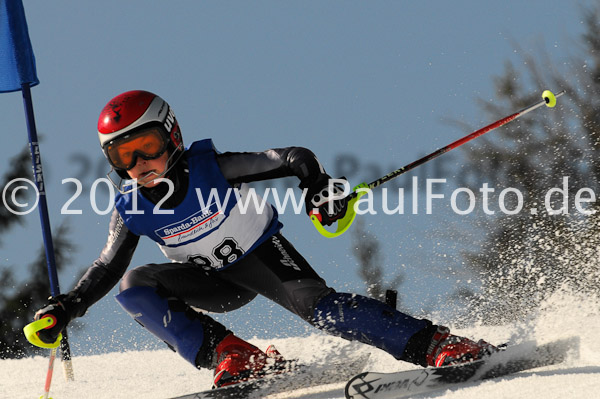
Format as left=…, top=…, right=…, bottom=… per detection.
left=65, top=146, right=336, bottom=366
left=63, top=145, right=436, bottom=369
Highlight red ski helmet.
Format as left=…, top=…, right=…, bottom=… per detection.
left=98, top=90, right=183, bottom=173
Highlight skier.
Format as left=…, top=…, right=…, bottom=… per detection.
left=33, top=90, right=497, bottom=388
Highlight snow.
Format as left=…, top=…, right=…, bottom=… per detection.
left=2, top=292, right=599, bottom=399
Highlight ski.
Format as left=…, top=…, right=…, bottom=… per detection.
left=345, top=337, right=579, bottom=399
left=170, top=353, right=370, bottom=399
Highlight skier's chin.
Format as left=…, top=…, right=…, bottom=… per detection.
left=141, top=176, right=160, bottom=187
left=135, top=171, right=161, bottom=187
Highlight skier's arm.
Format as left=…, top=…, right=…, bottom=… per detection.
left=71, top=208, right=140, bottom=309
left=216, top=147, right=327, bottom=187
left=216, top=147, right=349, bottom=225
left=34, top=209, right=139, bottom=343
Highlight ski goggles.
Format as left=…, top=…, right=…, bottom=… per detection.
left=105, top=127, right=169, bottom=170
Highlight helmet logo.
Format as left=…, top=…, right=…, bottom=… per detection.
left=164, top=107, right=176, bottom=133
left=107, top=101, right=122, bottom=123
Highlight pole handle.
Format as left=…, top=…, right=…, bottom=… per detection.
left=310, top=183, right=369, bottom=238
left=23, top=317, right=62, bottom=349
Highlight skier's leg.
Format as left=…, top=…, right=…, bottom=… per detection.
left=311, top=292, right=429, bottom=359
left=217, top=233, right=334, bottom=321
left=218, top=234, right=428, bottom=364
left=222, top=234, right=433, bottom=359
left=227, top=233, right=496, bottom=367
left=117, top=262, right=286, bottom=383
left=117, top=263, right=254, bottom=368
left=120, top=261, right=258, bottom=313
left=312, top=294, right=498, bottom=367
left=115, top=284, right=228, bottom=366
left=217, top=234, right=430, bottom=362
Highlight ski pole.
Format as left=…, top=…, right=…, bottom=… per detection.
left=42, top=348, right=57, bottom=399
left=310, top=89, right=565, bottom=238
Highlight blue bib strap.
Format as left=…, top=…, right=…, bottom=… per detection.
left=312, top=292, right=429, bottom=359
left=115, top=286, right=204, bottom=365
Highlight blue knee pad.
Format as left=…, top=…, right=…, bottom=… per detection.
left=313, top=292, right=428, bottom=359
left=115, top=286, right=204, bottom=365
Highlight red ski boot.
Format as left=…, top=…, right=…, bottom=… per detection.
left=426, top=326, right=498, bottom=367
left=212, top=334, right=287, bottom=388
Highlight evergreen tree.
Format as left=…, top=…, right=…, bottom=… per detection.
left=457, top=4, right=600, bottom=323
left=0, top=147, right=74, bottom=358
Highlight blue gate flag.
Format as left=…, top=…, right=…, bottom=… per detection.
left=0, top=0, right=39, bottom=93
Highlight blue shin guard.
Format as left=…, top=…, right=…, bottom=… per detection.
left=115, top=286, right=204, bottom=365
left=313, top=292, right=429, bottom=359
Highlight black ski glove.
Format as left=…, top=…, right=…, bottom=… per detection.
left=302, top=174, right=349, bottom=226
left=34, top=292, right=84, bottom=344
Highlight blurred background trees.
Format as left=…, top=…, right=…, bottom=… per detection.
left=456, top=4, right=600, bottom=323
left=352, top=4, right=600, bottom=324
left=0, top=146, right=75, bottom=358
